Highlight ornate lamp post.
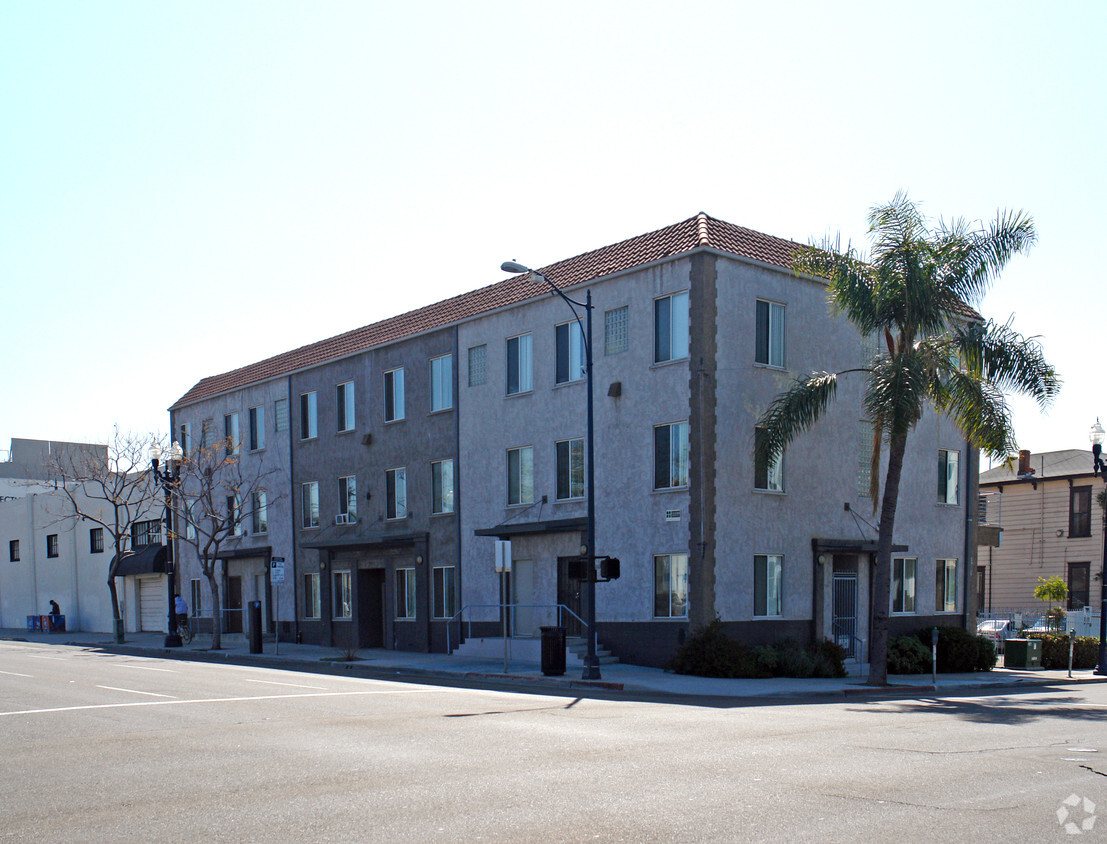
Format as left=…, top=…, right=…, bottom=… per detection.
left=1089, top=420, right=1107, bottom=676
left=150, top=442, right=184, bottom=648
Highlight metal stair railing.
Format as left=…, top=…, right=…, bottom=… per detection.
left=446, top=603, right=588, bottom=655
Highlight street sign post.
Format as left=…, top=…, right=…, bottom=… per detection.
left=270, top=557, right=285, bottom=654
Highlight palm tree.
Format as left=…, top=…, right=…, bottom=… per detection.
left=756, top=193, right=1060, bottom=685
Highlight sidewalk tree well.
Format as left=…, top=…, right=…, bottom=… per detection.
left=755, top=193, right=1060, bottom=686
left=168, top=436, right=284, bottom=650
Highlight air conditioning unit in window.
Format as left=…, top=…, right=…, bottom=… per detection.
left=334, top=514, right=356, bottom=526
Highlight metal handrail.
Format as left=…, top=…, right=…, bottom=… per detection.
left=446, top=603, right=588, bottom=654
left=831, top=621, right=866, bottom=678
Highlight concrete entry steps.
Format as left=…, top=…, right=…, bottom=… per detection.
left=451, top=636, right=619, bottom=666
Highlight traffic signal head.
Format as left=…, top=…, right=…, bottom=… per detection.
left=600, top=556, right=620, bottom=580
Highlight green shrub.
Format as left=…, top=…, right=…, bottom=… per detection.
left=887, top=635, right=930, bottom=674
left=1027, top=634, right=1099, bottom=670
left=775, top=642, right=815, bottom=678
left=975, top=636, right=998, bottom=671
left=670, top=618, right=763, bottom=678
left=914, top=625, right=992, bottom=673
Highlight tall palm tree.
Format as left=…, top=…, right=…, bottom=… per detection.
left=756, top=193, right=1060, bottom=685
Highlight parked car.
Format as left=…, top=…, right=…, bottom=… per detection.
left=977, top=619, right=1013, bottom=652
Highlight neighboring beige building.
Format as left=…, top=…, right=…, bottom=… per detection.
left=978, top=449, right=1104, bottom=614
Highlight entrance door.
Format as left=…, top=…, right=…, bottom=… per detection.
left=226, top=576, right=243, bottom=634
left=832, top=571, right=858, bottom=658
left=357, top=569, right=386, bottom=648
left=557, top=557, right=584, bottom=636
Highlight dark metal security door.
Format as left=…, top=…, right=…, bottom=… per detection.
left=832, top=572, right=858, bottom=658
left=556, top=557, right=584, bottom=636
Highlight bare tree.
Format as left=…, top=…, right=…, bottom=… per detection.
left=46, top=430, right=163, bottom=641
left=170, top=436, right=283, bottom=650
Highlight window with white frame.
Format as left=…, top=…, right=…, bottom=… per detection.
left=938, top=449, right=959, bottom=505
left=654, top=291, right=689, bottom=363
left=653, top=422, right=689, bottom=490
left=180, top=422, right=192, bottom=456
left=300, top=392, right=318, bottom=440
left=200, top=418, right=213, bottom=448
left=337, top=381, right=355, bottom=432
left=90, top=527, right=104, bottom=553
left=468, top=344, right=487, bottom=387
left=893, top=557, right=917, bottom=613
left=303, top=572, right=321, bottom=619
left=386, top=468, right=407, bottom=519
left=654, top=553, right=688, bottom=618
left=226, top=495, right=242, bottom=535
left=384, top=368, right=405, bottom=422
left=754, top=554, right=783, bottom=617
left=339, top=475, right=357, bottom=519
left=274, top=397, right=289, bottom=432
left=224, top=412, right=240, bottom=456
left=251, top=490, right=268, bottom=534
left=302, top=482, right=319, bottom=528
left=507, top=446, right=534, bottom=506
left=604, top=306, right=629, bottom=356
left=935, top=559, right=958, bottom=612
left=755, top=299, right=786, bottom=367
left=396, top=567, right=416, bottom=619
left=555, top=321, right=585, bottom=384
left=430, top=355, right=453, bottom=412
left=190, top=578, right=202, bottom=618
left=47, top=534, right=58, bottom=558
left=248, top=405, right=265, bottom=451
left=333, top=571, right=352, bottom=619
left=431, top=459, right=454, bottom=515
left=433, top=566, right=456, bottom=618
left=506, top=333, right=533, bottom=395
left=556, top=438, right=584, bottom=500
left=754, top=427, right=783, bottom=492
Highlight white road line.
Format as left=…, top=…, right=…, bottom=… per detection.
left=113, top=663, right=176, bottom=673
left=96, top=685, right=177, bottom=698
left=0, top=688, right=448, bottom=717
left=241, top=678, right=328, bottom=689
left=0, top=670, right=33, bottom=677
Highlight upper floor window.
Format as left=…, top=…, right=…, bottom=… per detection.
left=1070, top=486, right=1092, bottom=538
left=274, top=397, right=289, bottom=433
left=431, top=459, right=454, bottom=515
left=132, top=519, right=161, bottom=547
left=755, top=300, right=785, bottom=367
left=754, top=427, right=783, bottom=492
left=604, top=306, right=629, bottom=356
left=46, top=534, right=59, bottom=558
left=337, top=381, right=355, bottom=432
left=555, top=322, right=585, bottom=384
left=654, top=292, right=689, bottom=363
left=339, top=475, right=357, bottom=519
left=9, top=539, right=20, bottom=561
left=300, top=392, right=318, bottom=440
left=226, top=495, right=242, bottom=536
left=468, top=344, right=488, bottom=387
left=90, top=527, right=104, bottom=554
left=1069, top=562, right=1091, bottom=611
left=224, top=412, right=240, bottom=456
left=938, top=449, right=959, bottom=505
left=506, top=334, right=533, bottom=395
left=507, top=446, right=534, bottom=506
left=892, top=557, right=917, bottom=613
left=935, top=558, right=957, bottom=612
left=654, top=422, right=689, bottom=490
left=301, top=482, right=319, bottom=529
left=180, top=422, right=192, bottom=457
left=248, top=405, right=265, bottom=451
left=251, top=491, right=268, bottom=534
left=385, top=368, right=405, bottom=422
left=754, top=554, right=783, bottom=617
left=386, top=468, right=407, bottom=519
left=556, top=438, right=585, bottom=500
left=430, top=355, right=453, bottom=412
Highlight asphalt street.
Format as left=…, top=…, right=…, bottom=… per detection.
left=3, top=638, right=1106, bottom=843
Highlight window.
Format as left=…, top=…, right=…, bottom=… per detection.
left=431, top=459, right=454, bottom=515
left=9, top=539, right=19, bottom=562
left=248, top=406, right=265, bottom=451
left=654, top=422, right=689, bottom=490
left=754, top=554, right=783, bottom=617
left=754, top=428, right=783, bottom=492
left=396, top=567, right=416, bottom=619
left=339, top=475, right=357, bottom=519
left=46, top=534, right=58, bottom=558
left=337, top=381, right=355, bottom=432
left=555, top=321, right=585, bottom=384
left=200, top=418, right=213, bottom=448
left=433, top=566, right=456, bottom=619
left=300, top=392, right=318, bottom=440
left=224, top=412, right=240, bottom=456
left=431, top=355, right=453, bottom=411
left=935, top=559, right=958, bottom=612
left=274, top=397, right=289, bottom=433
left=755, top=299, right=785, bottom=367
left=654, top=291, right=689, bottom=363
left=604, top=306, right=629, bottom=356
left=654, top=553, right=688, bottom=618
left=1069, top=562, right=1091, bottom=610
left=90, top=527, right=104, bottom=554
left=302, top=482, right=319, bottom=528
left=384, top=368, right=405, bottom=422
left=251, top=491, right=268, bottom=534
left=1070, top=486, right=1092, bottom=538
left=386, top=468, right=407, bottom=519
left=892, top=557, right=917, bottom=613
left=303, top=573, right=321, bottom=619
left=556, top=438, right=585, bottom=500
left=190, top=579, right=202, bottom=618
left=226, top=495, right=242, bottom=535
left=132, top=519, right=161, bottom=547
left=507, top=446, right=534, bottom=506
left=938, top=449, right=959, bottom=505
left=506, top=333, right=533, bottom=395
left=468, top=344, right=487, bottom=387
left=180, top=422, right=192, bottom=457
left=332, top=571, right=352, bottom=619
left=857, top=420, right=874, bottom=499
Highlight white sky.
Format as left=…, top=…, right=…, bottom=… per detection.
left=2, top=1, right=1102, bottom=463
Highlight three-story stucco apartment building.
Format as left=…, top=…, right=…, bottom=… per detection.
left=169, top=214, right=977, bottom=667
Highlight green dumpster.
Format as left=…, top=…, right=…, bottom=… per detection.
left=1005, top=638, right=1042, bottom=669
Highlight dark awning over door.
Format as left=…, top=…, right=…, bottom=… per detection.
left=110, top=544, right=169, bottom=577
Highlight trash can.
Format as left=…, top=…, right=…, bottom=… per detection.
left=248, top=601, right=263, bottom=654
left=540, top=626, right=567, bottom=676
left=1005, top=638, right=1042, bottom=669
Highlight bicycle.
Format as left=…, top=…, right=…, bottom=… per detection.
left=176, top=615, right=194, bottom=645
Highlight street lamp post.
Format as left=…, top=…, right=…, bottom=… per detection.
left=151, top=442, right=184, bottom=648
left=1089, top=419, right=1107, bottom=676
left=502, top=261, right=601, bottom=680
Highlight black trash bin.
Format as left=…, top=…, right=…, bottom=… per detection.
left=248, top=601, right=263, bottom=654
left=540, top=626, right=567, bottom=676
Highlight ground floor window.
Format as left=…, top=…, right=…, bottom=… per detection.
left=396, top=567, right=416, bottom=619
left=304, top=572, right=321, bottom=619
left=333, top=571, right=352, bottom=619
left=653, top=553, right=688, bottom=618
left=754, top=554, right=782, bottom=617
left=190, top=579, right=203, bottom=617
left=935, top=559, right=957, bottom=612
left=893, top=557, right=917, bottom=613
left=433, top=566, right=456, bottom=619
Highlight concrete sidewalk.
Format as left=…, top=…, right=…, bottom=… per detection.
left=3, top=628, right=1104, bottom=703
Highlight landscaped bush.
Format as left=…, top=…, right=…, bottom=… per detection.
left=1027, top=634, right=1099, bottom=670
left=669, top=621, right=846, bottom=679
left=975, top=636, right=998, bottom=671
left=887, top=634, right=930, bottom=674
left=915, top=625, right=993, bottom=673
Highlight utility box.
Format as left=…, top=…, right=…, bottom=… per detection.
left=1005, top=638, right=1042, bottom=669
left=540, top=626, right=567, bottom=676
